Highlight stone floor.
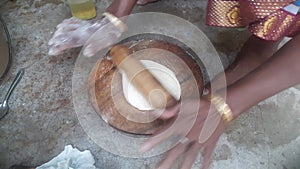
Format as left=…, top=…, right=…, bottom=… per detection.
left=0, top=0, right=299, bottom=169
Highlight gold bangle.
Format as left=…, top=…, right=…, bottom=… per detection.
left=102, top=12, right=127, bottom=32
left=208, top=94, right=234, bottom=124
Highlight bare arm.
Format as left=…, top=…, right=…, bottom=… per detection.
left=226, top=34, right=300, bottom=117
left=106, top=0, right=138, bottom=17
left=48, top=0, right=137, bottom=55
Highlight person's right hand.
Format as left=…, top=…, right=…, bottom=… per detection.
left=140, top=98, right=230, bottom=169
left=48, top=17, right=109, bottom=56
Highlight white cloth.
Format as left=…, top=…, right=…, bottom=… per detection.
left=36, top=145, right=97, bottom=169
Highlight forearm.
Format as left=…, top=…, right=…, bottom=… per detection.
left=106, top=0, right=137, bottom=17
left=225, top=34, right=300, bottom=118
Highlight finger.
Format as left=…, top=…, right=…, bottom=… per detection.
left=57, top=22, right=73, bottom=29
left=62, top=17, right=82, bottom=24
left=57, top=22, right=72, bottom=29
left=201, top=141, right=217, bottom=169
left=57, top=18, right=87, bottom=31
left=48, top=42, right=81, bottom=55
left=159, top=102, right=180, bottom=119
left=48, top=36, right=63, bottom=46
left=83, top=43, right=99, bottom=57
left=152, top=117, right=176, bottom=136
left=57, top=22, right=83, bottom=31
left=198, top=109, right=221, bottom=144
left=49, top=33, right=82, bottom=47
left=180, top=144, right=201, bottom=169
left=48, top=31, right=68, bottom=45
left=83, top=22, right=123, bottom=57
left=83, top=34, right=118, bottom=57
left=139, top=104, right=181, bottom=153
left=48, top=45, right=64, bottom=55
left=156, top=143, right=189, bottom=169
left=58, top=18, right=88, bottom=28
left=139, top=129, right=173, bottom=153
left=61, top=17, right=76, bottom=23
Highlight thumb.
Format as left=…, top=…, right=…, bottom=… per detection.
left=83, top=21, right=124, bottom=57
left=83, top=33, right=120, bottom=57
left=83, top=43, right=99, bottom=57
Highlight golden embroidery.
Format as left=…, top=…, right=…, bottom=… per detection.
left=207, top=0, right=300, bottom=40
left=227, top=6, right=240, bottom=24
left=207, top=0, right=240, bottom=27
left=263, top=16, right=277, bottom=34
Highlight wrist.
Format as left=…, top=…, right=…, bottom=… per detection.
left=207, top=93, right=234, bottom=124
left=203, top=83, right=243, bottom=120
left=221, top=84, right=249, bottom=119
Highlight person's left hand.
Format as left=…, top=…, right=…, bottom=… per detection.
left=140, top=99, right=229, bottom=169
left=48, top=17, right=109, bottom=55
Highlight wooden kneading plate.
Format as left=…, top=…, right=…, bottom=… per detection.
left=88, top=36, right=204, bottom=135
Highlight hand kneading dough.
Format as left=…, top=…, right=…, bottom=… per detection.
left=122, top=60, right=181, bottom=110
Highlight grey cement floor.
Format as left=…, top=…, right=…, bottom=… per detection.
left=0, top=0, right=299, bottom=169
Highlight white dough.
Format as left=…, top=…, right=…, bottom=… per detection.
left=122, top=60, right=181, bottom=110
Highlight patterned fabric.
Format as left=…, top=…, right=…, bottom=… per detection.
left=206, top=0, right=300, bottom=41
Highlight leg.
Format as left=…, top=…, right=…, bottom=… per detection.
left=206, top=35, right=281, bottom=93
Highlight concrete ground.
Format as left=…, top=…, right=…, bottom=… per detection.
left=0, top=0, right=299, bottom=169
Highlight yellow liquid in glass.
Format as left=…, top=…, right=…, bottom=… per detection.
left=68, top=0, right=96, bottom=20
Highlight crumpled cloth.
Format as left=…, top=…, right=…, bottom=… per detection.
left=36, top=145, right=97, bottom=169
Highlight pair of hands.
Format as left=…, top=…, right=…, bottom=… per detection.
left=48, top=0, right=157, bottom=56
left=48, top=17, right=229, bottom=169
left=48, top=16, right=123, bottom=57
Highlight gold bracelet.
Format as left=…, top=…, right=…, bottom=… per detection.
left=102, top=12, right=127, bottom=32
left=208, top=94, right=234, bottom=124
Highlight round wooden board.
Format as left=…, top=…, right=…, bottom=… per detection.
left=88, top=36, right=204, bottom=135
